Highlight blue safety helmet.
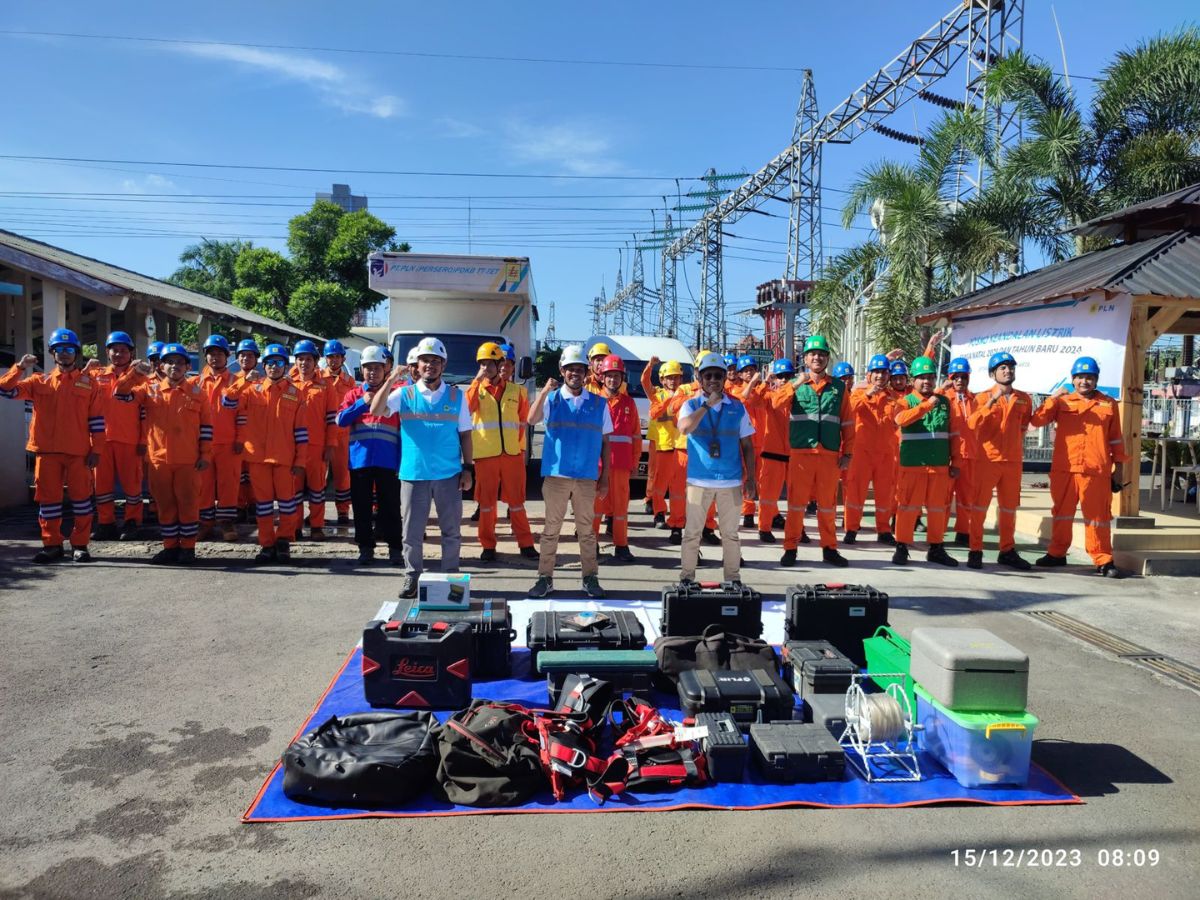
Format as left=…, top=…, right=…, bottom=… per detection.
left=889, top=360, right=909, bottom=377
left=147, top=341, right=165, bottom=360
left=988, top=351, right=1016, bottom=373
left=160, top=342, right=189, bottom=362
left=293, top=339, right=320, bottom=358
left=48, top=328, right=81, bottom=353
left=105, top=330, right=134, bottom=349
left=867, top=354, right=890, bottom=372
left=202, top=334, right=231, bottom=354
left=736, top=354, right=758, bottom=372
left=723, top=353, right=737, bottom=368
left=771, top=358, right=795, bottom=377
left=235, top=339, right=260, bottom=356
left=381, top=346, right=394, bottom=362
left=832, top=361, right=854, bottom=379
left=948, top=357, right=971, bottom=375
left=1071, top=356, right=1100, bottom=377
left=262, top=343, right=288, bottom=364
left=322, top=339, right=346, bottom=357
left=499, top=342, right=517, bottom=362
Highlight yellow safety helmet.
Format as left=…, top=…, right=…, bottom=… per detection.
left=659, top=360, right=683, bottom=378
left=588, top=341, right=612, bottom=359
left=693, top=349, right=711, bottom=368
left=476, top=341, right=504, bottom=362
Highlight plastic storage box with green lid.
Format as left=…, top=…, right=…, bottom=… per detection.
left=915, top=684, right=1038, bottom=788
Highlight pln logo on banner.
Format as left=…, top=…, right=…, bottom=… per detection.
left=369, top=257, right=387, bottom=278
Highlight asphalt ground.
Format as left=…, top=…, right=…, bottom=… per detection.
left=1, top=497, right=1198, bottom=900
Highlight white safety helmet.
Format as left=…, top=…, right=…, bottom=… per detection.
left=406, top=347, right=419, bottom=365
left=414, top=337, right=446, bottom=361
left=361, top=345, right=388, bottom=366
left=695, top=351, right=726, bottom=374
left=559, top=344, right=587, bottom=368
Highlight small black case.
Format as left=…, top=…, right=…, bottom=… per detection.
left=526, top=610, right=646, bottom=671
left=750, top=721, right=845, bottom=782
left=781, top=640, right=858, bottom=699
left=361, top=620, right=473, bottom=709
left=696, top=712, right=748, bottom=782
left=661, top=581, right=764, bottom=638
left=676, top=668, right=794, bottom=729
left=784, top=584, right=889, bottom=667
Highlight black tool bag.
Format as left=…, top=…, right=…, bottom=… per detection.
left=654, top=625, right=779, bottom=685
left=660, top=581, right=764, bottom=638
left=281, top=712, right=437, bottom=807
left=433, top=701, right=548, bottom=806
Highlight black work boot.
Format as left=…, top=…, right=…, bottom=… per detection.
left=997, top=549, right=1031, bottom=571
left=891, top=543, right=909, bottom=565
left=927, top=544, right=958, bottom=567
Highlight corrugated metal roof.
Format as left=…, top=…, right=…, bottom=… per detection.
left=1072, top=182, right=1200, bottom=239
left=918, top=228, right=1200, bottom=323
left=0, top=229, right=321, bottom=340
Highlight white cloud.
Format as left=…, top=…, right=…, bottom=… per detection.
left=173, top=42, right=403, bottom=119
left=504, top=121, right=622, bottom=176
left=118, top=173, right=181, bottom=194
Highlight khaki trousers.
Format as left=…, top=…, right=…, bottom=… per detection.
left=539, top=475, right=598, bottom=579
left=681, top=484, right=742, bottom=582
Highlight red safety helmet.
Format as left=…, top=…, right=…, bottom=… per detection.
left=600, top=354, right=625, bottom=375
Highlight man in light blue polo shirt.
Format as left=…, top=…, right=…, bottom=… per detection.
left=370, top=337, right=474, bottom=599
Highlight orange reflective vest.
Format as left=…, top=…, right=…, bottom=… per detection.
left=0, top=364, right=106, bottom=455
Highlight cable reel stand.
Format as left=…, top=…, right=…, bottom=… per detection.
left=838, top=673, right=921, bottom=783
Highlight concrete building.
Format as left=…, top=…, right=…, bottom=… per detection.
left=316, top=183, right=367, bottom=213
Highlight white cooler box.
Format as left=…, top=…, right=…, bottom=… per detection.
left=910, top=627, right=1028, bottom=712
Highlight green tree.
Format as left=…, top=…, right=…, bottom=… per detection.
left=233, top=247, right=294, bottom=318
left=167, top=238, right=251, bottom=301
left=286, top=281, right=359, bottom=338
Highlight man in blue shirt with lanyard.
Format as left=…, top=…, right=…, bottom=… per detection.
left=677, top=351, right=757, bottom=585
left=370, top=337, right=474, bottom=599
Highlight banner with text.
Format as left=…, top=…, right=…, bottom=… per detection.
left=949, top=292, right=1130, bottom=398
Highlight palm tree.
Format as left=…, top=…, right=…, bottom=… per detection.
left=167, top=238, right=253, bottom=302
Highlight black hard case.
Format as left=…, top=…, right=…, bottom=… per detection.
left=749, top=721, right=846, bottom=782
left=661, top=581, right=764, bottom=638
left=784, top=584, right=889, bottom=667
left=362, top=620, right=473, bottom=710
left=525, top=610, right=646, bottom=671
left=781, top=640, right=858, bottom=699
left=696, top=712, right=748, bottom=782
left=393, top=597, right=515, bottom=679
left=676, top=668, right=794, bottom=728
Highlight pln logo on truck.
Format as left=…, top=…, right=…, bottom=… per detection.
left=369, top=257, right=387, bottom=278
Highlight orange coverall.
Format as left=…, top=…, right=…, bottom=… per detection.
left=843, top=386, right=899, bottom=536
left=893, top=393, right=961, bottom=546
left=293, top=373, right=338, bottom=529
left=968, top=387, right=1033, bottom=553
left=732, top=380, right=767, bottom=518
left=118, top=374, right=213, bottom=549
left=595, top=389, right=639, bottom=546
left=1030, top=391, right=1128, bottom=565
left=231, top=378, right=309, bottom=546
left=92, top=364, right=147, bottom=526
left=0, top=364, right=106, bottom=548
left=323, top=366, right=356, bottom=516
left=772, top=375, right=854, bottom=550
left=195, top=366, right=241, bottom=525
left=940, top=386, right=979, bottom=539
left=753, top=383, right=791, bottom=533
left=467, top=377, right=534, bottom=551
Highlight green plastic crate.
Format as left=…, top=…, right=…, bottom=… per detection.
left=863, top=625, right=915, bottom=711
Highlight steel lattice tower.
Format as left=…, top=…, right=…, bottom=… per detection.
left=613, top=258, right=626, bottom=333
left=545, top=299, right=557, bottom=346
left=699, top=168, right=724, bottom=349
left=628, top=249, right=647, bottom=334
left=659, top=213, right=677, bottom=336
left=786, top=69, right=822, bottom=282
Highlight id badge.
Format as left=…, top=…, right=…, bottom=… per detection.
left=708, top=441, right=721, bottom=458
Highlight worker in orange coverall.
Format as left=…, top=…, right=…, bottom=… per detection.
left=938, top=356, right=979, bottom=547
left=966, top=351, right=1033, bottom=571
left=91, top=330, right=146, bottom=541
left=1029, top=355, right=1129, bottom=578
left=291, top=340, right=338, bottom=541
left=0, top=329, right=105, bottom=563
left=594, top=354, right=640, bottom=562
left=730, top=355, right=767, bottom=529
left=118, top=344, right=212, bottom=564
left=751, top=358, right=795, bottom=544
left=229, top=342, right=308, bottom=564
left=645, top=358, right=688, bottom=541
left=193, top=335, right=241, bottom=542
left=321, top=339, right=356, bottom=526
left=842, top=354, right=898, bottom=546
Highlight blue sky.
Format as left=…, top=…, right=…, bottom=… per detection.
left=1, top=0, right=1195, bottom=345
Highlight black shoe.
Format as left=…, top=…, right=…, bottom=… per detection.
left=1097, top=562, right=1126, bottom=579
left=892, top=543, right=909, bottom=565
left=604, top=517, right=613, bottom=536
left=357, top=548, right=375, bottom=565
left=120, top=520, right=141, bottom=541
left=780, top=549, right=797, bottom=567
left=470, top=505, right=480, bottom=522
left=519, top=545, right=539, bottom=560
left=92, top=523, right=119, bottom=541
left=337, top=514, right=352, bottom=526
left=742, top=515, right=755, bottom=529
left=388, top=547, right=404, bottom=567
left=236, top=508, right=249, bottom=524
left=927, top=544, right=958, bottom=567
left=953, top=532, right=970, bottom=547
left=612, top=545, right=635, bottom=563
left=1036, top=553, right=1067, bottom=568
left=915, top=517, right=925, bottom=532
left=480, top=548, right=498, bottom=563
left=177, top=548, right=196, bottom=565
left=654, top=513, right=666, bottom=530
left=876, top=532, right=896, bottom=546
left=772, top=514, right=786, bottom=529
left=702, top=529, right=721, bottom=546
left=582, top=575, right=607, bottom=598
left=997, top=549, right=1031, bottom=571
left=967, top=550, right=983, bottom=569
left=843, top=530, right=857, bottom=545
left=669, top=528, right=683, bottom=545
left=33, top=545, right=65, bottom=565
left=275, top=539, right=291, bottom=561
left=758, top=530, right=776, bottom=544
left=254, top=545, right=277, bottom=564
left=822, top=548, right=849, bottom=568
left=71, top=548, right=93, bottom=563
left=398, top=574, right=419, bottom=599
left=151, top=547, right=181, bottom=565
left=528, top=575, right=553, bottom=598
left=799, top=532, right=811, bottom=544
left=806, top=501, right=817, bottom=514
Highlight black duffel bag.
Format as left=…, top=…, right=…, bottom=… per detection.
left=434, top=701, right=548, bottom=806
left=654, top=624, right=778, bottom=685
left=282, top=711, right=437, bottom=807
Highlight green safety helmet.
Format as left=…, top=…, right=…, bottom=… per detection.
left=910, top=356, right=936, bottom=377
left=803, top=335, right=830, bottom=354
